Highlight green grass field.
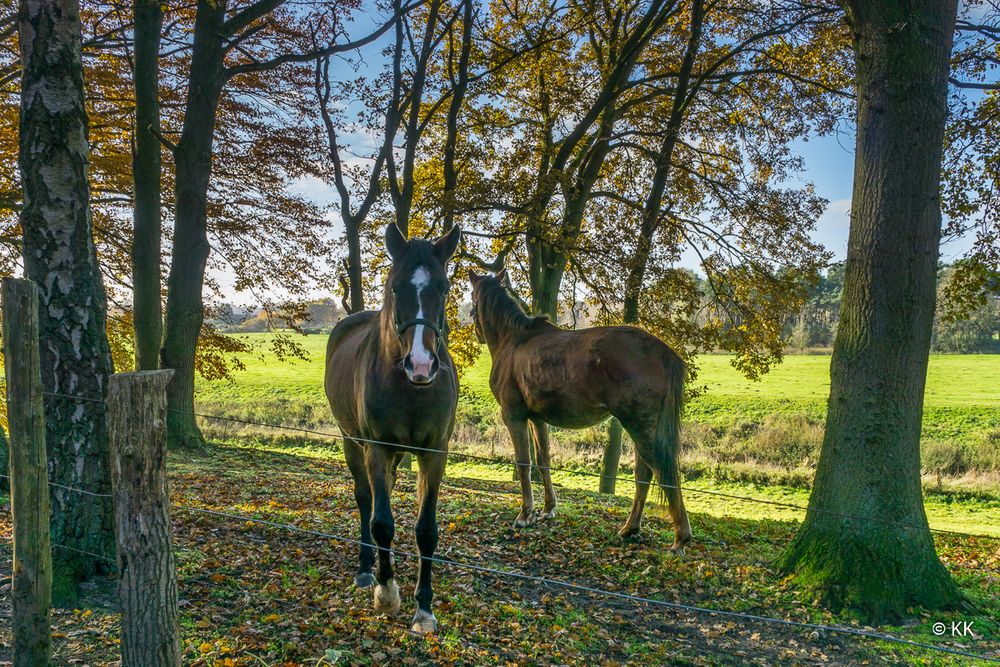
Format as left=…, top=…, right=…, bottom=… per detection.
left=197, top=333, right=1000, bottom=500
left=198, top=333, right=1000, bottom=445
left=199, top=333, right=1000, bottom=414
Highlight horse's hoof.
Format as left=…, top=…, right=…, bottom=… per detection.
left=354, top=571, right=375, bottom=589
left=615, top=526, right=640, bottom=543
left=373, top=580, right=401, bottom=615
left=540, top=507, right=556, bottom=520
left=513, top=510, right=537, bottom=528
left=668, top=544, right=686, bottom=558
left=410, top=609, right=437, bottom=634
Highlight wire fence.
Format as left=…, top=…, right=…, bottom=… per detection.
left=1, top=471, right=996, bottom=663
left=29, top=389, right=1000, bottom=542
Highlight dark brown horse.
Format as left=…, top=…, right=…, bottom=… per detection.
left=469, top=270, right=691, bottom=553
left=326, top=224, right=461, bottom=633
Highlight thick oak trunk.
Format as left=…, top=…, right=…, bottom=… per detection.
left=778, top=0, right=963, bottom=621
left=160, top=0, right=225, bottom=449
left=18, top=0, right=116, bottom=602
left=131, top=0, right=164, bottom=371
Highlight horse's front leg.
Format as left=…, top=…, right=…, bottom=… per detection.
left=504, top=413, right=536, bottom=527
left=367, top=446, right=400, bottom=615
left=345, top=438, right=375, bottom=587
left=411, top=449, right=446, bottom=633
left=529, top=419, right=557, bottom=519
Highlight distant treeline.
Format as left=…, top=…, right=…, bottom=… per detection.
left=786, top=263, right=1000, bottom=354
left=210, top=264, right=999, bottom=355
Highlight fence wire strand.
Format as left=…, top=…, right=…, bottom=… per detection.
left=30, top=390, right=1000, bottom=542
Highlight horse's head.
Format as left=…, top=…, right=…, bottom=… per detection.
left=469, top=268, right=510, bottom=344
left=384, top=223, right=461, bottom=385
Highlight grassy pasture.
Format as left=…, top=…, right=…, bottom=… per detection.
left=198, top=334, right=1000, bottom=489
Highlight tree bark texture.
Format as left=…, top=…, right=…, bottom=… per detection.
left=108, top=370, right=181, bottom=667
left=160, top=0, right=226, bottom=448
left=132, top=0, right=164, bottom=371
left=3, top=278, right=52, bottom=667
left=18, top=0, right=116, bottom=598
left=778, top=0, right=963, bottom=621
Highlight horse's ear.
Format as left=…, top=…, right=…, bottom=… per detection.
left=434, top=225, right=461, bottom=263
left=469, top=270, right=482, bottom=287
left=386, top=223, right=406, bottom=260
left=495, top=268, right=509, bottom=287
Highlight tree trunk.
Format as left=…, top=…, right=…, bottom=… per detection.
left=527, top=235, right=565, bottom=321
left=0, top=427, right=9, bottom=494
left=160, top=0, right=226, bottom=449
left=18, top=0, right=116, bottom=603
left=778, top=0, right=963, bottom=622
left=345, top=217, right=364, bottom=313
left=131, top=0, right=164, bottom=371
left=600, top=419, right=623, bottom=494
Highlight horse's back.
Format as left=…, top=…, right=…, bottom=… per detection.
left=327, top=310, right=379, bottom=360
left=501, top=324, right=682, bottom=427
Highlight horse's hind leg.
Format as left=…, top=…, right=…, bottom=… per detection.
left=411, top=449, right=446, bottom=633
left=529, top=419, right=557, bottom=519
left=660, top=457, right=691, bottom=554
left=344, top=438, right=375, bottom=588
left=503, top=413, right=537, bottom=527
left=617, top=451, right=652, bottom=539
left=366, top=446, right=401, bottom=615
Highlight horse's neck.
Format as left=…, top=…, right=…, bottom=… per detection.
left=370, top=309, right=402, bottom=371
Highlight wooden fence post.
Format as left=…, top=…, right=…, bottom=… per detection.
left=107, top=370, right=180, bottom=667
left=3, top=277, right=52, bottom=667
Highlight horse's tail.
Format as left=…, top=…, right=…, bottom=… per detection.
left=653, top=351, right=689, bottom=545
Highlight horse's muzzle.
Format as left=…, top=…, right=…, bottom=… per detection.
left=404, top=353, right=440, bottom=385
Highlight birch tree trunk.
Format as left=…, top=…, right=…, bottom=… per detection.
left=18, top=0, right=116, bottom=602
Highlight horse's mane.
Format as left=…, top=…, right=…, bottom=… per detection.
left=478, top=278, right=548, bottom=335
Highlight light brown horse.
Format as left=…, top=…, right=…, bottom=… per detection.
left=326, top=224, right=461, bottom=633
left=469, top=270, right=691, bottom=553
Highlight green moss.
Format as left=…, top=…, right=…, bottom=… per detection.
left=778, top=523, right=966, bottom=623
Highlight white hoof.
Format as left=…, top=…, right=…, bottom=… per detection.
left=410, top=608, right=437, bottom=634
left=513, top=509, right=537, bottom=528
left=373, top=579, right=401, bottom=615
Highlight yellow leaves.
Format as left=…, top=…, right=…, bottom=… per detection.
left=199, top=642, right=214, bottom=654
left=210, top=573, right=227, bottom=583
left=262, top=613, right=283, bottom=623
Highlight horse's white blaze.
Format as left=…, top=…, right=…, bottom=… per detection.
left=410, top=266, right=434, bottom=369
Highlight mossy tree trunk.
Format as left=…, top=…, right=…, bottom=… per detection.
left=160, top=0, right=226, bottom=449
left=778, top=0, right=964, bottom=622
left=18, top=0, right=116, bottom=603
left=131, top=0, right=164, bottom=371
